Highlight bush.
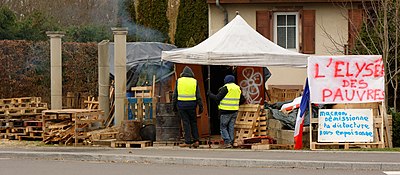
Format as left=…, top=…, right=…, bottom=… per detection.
left=16, top=10, right=60, bottom=41
left=0, top=6, right=18, bottom=39
left=392, top=111, right=400, bottom=147
left=64, top=25, right=112, bottom=43
left=0, top=40, right=98, bottom=104
left=174, top=0, right=208, bottom=47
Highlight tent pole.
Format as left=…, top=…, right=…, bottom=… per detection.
left=208, top=65, right=211, bottom=148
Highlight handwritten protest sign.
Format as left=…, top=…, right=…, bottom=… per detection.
left=308, top=55, right=384, bottom=104
left=318, top=109, right=373, bottom=142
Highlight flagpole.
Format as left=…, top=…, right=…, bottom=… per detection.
left=309, top=101, right=312, bottom=150
left=207, top=65, right=211, bottom=148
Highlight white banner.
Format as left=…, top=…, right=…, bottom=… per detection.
left=318, top=109, right=373, bottom=142
left=308, top=55, right=384, bottom=104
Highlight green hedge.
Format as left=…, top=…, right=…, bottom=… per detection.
left=391, top=111, right=400, bottom=147
left=174, top=0, right=208, bottom=47
left=0, top=40, right=98, bottom=105
left=135, top=0, right=170, bottom=42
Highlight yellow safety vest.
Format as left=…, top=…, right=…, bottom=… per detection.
left=177, top=77, right=197, bottom=101
left=219, top=83, right=241, bottom=110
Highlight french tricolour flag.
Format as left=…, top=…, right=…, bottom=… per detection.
left=294, top=78, right=310, bottom=150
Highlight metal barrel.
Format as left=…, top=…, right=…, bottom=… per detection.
left=156, top=103, right=180, bottom=141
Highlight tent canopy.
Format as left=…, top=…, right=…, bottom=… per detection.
left=162, top=15, right=309, bottom=67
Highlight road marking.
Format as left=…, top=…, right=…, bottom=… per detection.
left=383, top=171, right=400, bottom=175
left=0, top=158, right=11, bottom=160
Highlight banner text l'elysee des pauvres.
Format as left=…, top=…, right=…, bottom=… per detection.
left=308, top=55, right=384, bottom=104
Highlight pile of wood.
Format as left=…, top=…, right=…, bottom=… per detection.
left=0, top=97, right=48, bottom=140
left=233, top=104, right=293, bottom=150
left=88, top=126, right=119, bottom=141
left=42, top=120, right=75, bottom=144
left=42, top=109, right=103, bottom=145
left=104, top=80, right=115, bottom=127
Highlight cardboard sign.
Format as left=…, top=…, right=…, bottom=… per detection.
left=318, top=109, right=373, bottom=142
left=308, top=55, right=384, bottom=104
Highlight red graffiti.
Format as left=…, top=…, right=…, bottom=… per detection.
left=341, top=79, right=368, bottom=89
left=313, top=58, right=384, bottom=79
left=314, top=63, right=325, bottom=78
left=334, top=61, right=345, bottom=77
left=322, top=88, right=385, bottom=102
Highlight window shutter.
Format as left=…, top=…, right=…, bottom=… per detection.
left=256, top=11, right=272, bottom=40
left=348, top=9, right=363, bottom=53
left=301, top=10, right=315, bottom=54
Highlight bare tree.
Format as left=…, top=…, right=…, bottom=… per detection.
left=0, top=0, right=118, bottom=26
left=322, top=0, right=400, bottom=111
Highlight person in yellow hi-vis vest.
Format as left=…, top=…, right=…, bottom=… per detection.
left=208, top=75, right=245, bottom=149
left=172, top=66, right=203, bottom=148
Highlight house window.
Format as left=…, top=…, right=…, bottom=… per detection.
left=273, top=12, right=299, bottom=51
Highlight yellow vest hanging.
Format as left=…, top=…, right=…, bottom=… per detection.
left=219, top=83, right=241, bottom=110
left=177, top=77, right=197, bottom=101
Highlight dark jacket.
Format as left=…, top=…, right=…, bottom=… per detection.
left=209, top=75, right=245, bottom=114
left=172, top=66, right=203, bottom=111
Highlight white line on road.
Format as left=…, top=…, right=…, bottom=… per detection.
left=383, top=171, right=400, bottom=175
left=0, top=158, right=11, bottom=160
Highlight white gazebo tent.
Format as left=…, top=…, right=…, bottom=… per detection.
left=162, top=14, right=308, bottom=67
left=161, top=14, right=309, bottom=143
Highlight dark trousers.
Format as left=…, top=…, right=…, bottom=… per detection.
left=178, top=108, right=199, bottom=144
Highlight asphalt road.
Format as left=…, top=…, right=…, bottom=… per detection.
left=0, top=158, right=389, bottom=175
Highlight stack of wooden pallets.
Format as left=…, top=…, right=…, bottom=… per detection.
left=254, top=109, right=268, bottom=137
left=233, top=104, right=260, bottom=146
left=0, top=97, right=47, bottom=140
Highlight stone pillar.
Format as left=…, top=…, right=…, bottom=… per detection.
left=46, top=31, right=65, bottom=110
left=98, top=40, right=110, bottom=120
left=98, top=40, right=110, bottom=119
left=112, top=28, right=128, bottom=126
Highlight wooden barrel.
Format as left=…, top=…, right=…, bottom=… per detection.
left=156, top=103, right=180, bottom=141
left=117, top=120, right=141, bottom=141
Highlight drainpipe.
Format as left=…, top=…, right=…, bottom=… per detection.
left=112, top=27, right=128, bottom=127
left=216, top=0, right=228, bottom=25
left=46, top=31, right=65, bottom=110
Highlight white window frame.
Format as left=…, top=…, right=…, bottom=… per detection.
left=273, top=12, right=299, bottom=52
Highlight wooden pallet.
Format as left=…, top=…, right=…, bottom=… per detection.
left=153, top=141, right=182, bottom=147
left=254, top=111, right=268, bottom=137
left=0, top=97, right=41, bottom=105
left=234, top=104, right=261, bottom=146
left=111, top=140, right=152, bottom=148
left=251, top=143, right=294, bottom=150
left=126, top=97, right=157, bottom=124
left=92, top=139, right=116, bottom=146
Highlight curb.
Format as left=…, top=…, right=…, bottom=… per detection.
left=1, top=151, right=399, bottom=171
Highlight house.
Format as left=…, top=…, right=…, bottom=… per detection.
left=207, top=0, right=364, bottom=86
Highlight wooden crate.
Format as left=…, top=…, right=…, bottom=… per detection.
left=268, top=86, right=302, bottom=103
